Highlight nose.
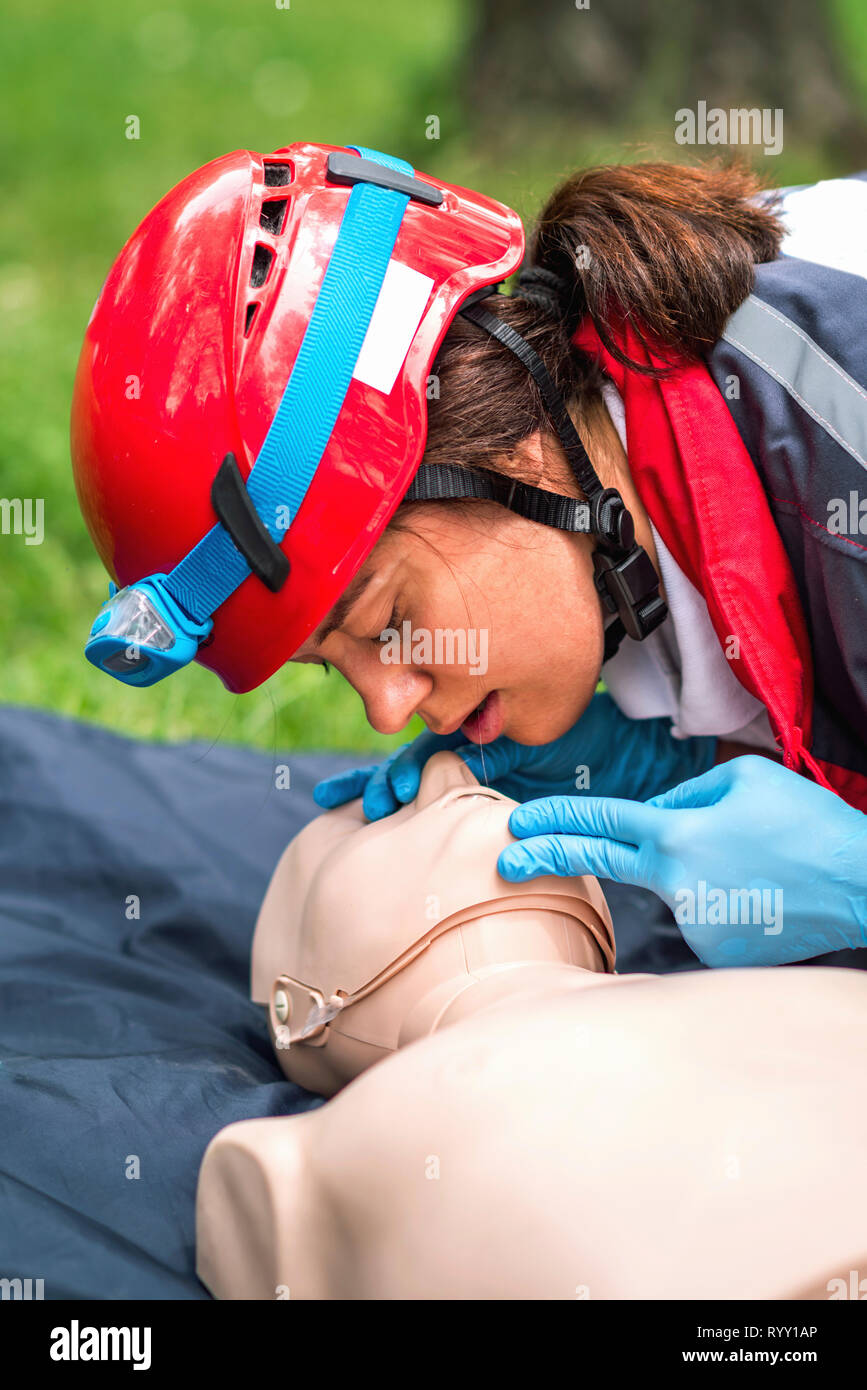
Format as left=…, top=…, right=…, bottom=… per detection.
left=356, top=663, right=433, bottom=736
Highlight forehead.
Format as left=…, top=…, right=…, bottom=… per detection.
left=302, top=524, right=423, bottom=651
left=309, top=567, right=376, bottom=645
left=298, top=508, right=491, bottom=655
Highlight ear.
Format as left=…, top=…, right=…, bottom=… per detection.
left=415, top=750, right=481, bottom=808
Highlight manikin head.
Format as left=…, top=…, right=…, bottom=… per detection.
left=252, top=752, right=614, bottom=1097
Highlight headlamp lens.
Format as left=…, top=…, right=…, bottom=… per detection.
left=86, top=574, right=213, bottom=687
left=98, top=586, right=175, bottom=650
left=101, top=645, right=152, bottom=676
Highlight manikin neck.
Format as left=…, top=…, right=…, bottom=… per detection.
left=400, top=957, right=619, bottom=1048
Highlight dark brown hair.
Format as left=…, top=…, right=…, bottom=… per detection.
left=400, top=160, right=784, bottom=514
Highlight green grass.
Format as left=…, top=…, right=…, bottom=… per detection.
left=0, top=0, right=466, bottom=752
left=1, top=0, right=865, bottom=751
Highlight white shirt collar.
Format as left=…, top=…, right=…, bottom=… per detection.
left=598, top=382, right=776, bottom=749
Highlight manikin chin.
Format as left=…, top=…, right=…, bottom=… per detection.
left=196, top=754, right=867, bottom=1301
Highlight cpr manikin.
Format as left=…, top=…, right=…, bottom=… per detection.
left=249, top=750, right=615, bottom=1097
left=197, top=754, right=867, bottom=1301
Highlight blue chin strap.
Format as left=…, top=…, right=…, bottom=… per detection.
left=86, top=146, right=443, bottom=687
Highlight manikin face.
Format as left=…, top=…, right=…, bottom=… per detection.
left=252, top=752, right=614, bottom=1097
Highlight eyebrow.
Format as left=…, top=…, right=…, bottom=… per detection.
left=313, top=569, right=376, bottom=643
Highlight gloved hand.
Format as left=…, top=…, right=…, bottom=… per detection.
left=498, top=755, right=867, bottom=967
left=313, top=692, right=717, bottom=822
left=313, top=729, right=469, bottom=822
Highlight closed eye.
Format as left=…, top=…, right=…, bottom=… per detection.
left=373, top=603, right=402, bottom=642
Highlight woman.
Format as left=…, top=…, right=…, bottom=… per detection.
left=71, top=142, right=867, bottom=968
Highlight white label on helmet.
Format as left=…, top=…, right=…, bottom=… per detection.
left=351, top=259, right=434, bottom=396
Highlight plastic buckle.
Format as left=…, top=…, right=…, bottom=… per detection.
left=326, top=151, right=443, bottom=206
left=269, top=975, right=344, bottom=1050
left=593, top=546, right=668, bottom=642
left=210, top=453, right=290, bottom=593
left=590, top=488, right=635, bottom=552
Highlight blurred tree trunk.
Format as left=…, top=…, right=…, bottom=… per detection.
left=461, top=0, right=866, bottom=164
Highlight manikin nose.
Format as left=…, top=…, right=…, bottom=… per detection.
left=414, top=750, right=504, bottom=807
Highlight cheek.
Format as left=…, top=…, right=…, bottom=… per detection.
left=399, top=520, right=603, bottom=714
left=486, top=548, right=605, bottom=739
left=484, top=546, right=602, bottom=674
left=512, top=592, right=602, bottom=693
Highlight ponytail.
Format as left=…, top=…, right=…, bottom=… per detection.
left=408, top=161, right=785, bottom=510
left=529, top=161, right=784, bottom=371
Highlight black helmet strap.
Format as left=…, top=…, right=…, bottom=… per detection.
left=403, top=282, right=668, bottom=662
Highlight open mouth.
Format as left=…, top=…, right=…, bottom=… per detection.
left=459, top=689, right=504, bottom=744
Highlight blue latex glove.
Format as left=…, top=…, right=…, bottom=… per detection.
left=499, top=755, right=867, bottom=968
left=313, top=692, right=717, bottom=822
left=313, top=729, right=469, bottom=822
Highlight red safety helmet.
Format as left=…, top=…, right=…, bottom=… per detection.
left=70, top=140, right=525, bottom=693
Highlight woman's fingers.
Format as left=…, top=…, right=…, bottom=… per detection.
left=313, top=765, right=375, bottom=810
left=362, top=757, right=404, bottom=820
left=508, top=794, right=660, bottom=845
left=644, top=759, right=734, bottom=811
left=387, top=730, right=467, bottom=802
left=500, top=794, right=661, bottom=886
left=315, top=732, right=475, bottom=821
left=499, top=832, right=643, bottom=885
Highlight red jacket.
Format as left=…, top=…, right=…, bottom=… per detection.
left=573, top=317, right=867, bottom=813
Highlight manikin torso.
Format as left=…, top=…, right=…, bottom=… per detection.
left=196, top=755, right=867, bottom=1300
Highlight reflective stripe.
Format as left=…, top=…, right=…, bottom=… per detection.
left=722, top=294, right=867, bottom=468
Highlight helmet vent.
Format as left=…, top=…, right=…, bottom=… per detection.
left=260, top=199, right=288, bottom=235
left=250, top=244, right=274, bottom=289
left=264, top=162, right=293, bottom=187
left=244, top=302, right=259, bottom=336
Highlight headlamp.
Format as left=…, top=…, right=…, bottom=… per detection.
left=85, top=575, right=212, bottom=687
left=83, top=144, right=420, bottom=690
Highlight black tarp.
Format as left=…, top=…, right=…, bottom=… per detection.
left=1, top=705, right=789, bottom=1299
